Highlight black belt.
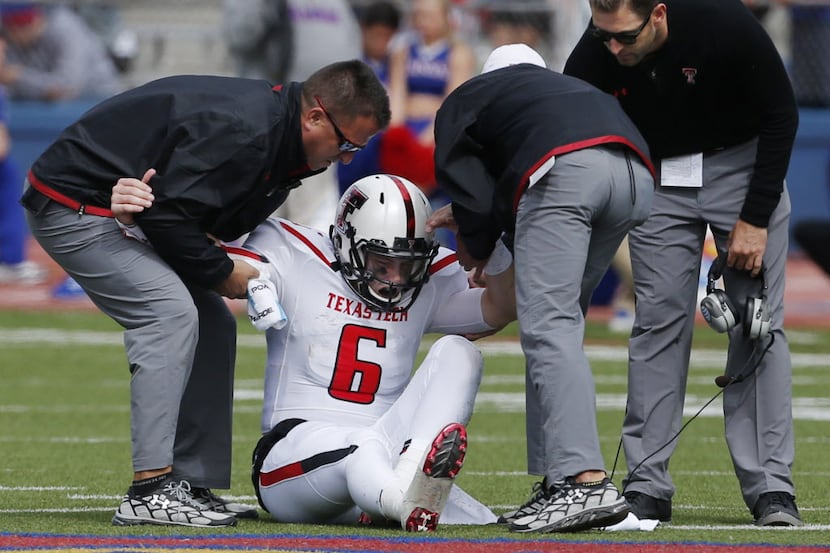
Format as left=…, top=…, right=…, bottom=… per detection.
left=251, top=418, right=358, bottom=513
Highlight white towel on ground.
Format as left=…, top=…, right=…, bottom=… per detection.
left=601, top=512, right=661, bottom=532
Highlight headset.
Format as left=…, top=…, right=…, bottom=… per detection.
left=611, top=250, right=776, bottom=487
left=612, top=332, right=776, bottom=486
left=699, top=251, right=771, bottom=341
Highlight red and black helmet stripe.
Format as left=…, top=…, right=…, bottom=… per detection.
left=388, top=174, right=416, bottom=239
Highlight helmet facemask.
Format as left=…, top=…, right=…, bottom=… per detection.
left=348, top=234, right=437, bottom=312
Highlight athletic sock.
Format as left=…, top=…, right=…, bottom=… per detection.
left=129, top=473, right=172, bottom=497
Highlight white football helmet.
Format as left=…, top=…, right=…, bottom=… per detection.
left=330, top=174, right=439, bottom=312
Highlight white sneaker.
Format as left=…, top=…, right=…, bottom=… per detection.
left=112, top=479, right=237, bottom=527
left=400, top=423, right=467, bottom=532
left=0, top=261, right=47, bottom=285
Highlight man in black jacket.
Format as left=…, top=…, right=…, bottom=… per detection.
left=564, top=0, right=801, bottom=527
left=21, top=59, right=390, bottom=527
left=428, top=44, right=655, bottom=533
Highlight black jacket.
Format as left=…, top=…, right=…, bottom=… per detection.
left=434, top=64, right=653, bottom=260
left=564, top=0, right=798, bottom=228
left=28, top=76, right=322, bottom=287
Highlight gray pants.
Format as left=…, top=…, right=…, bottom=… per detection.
left=623, top=138, right=795, bottom=512
left=516, top=146, right=654, bottom=482
left=25, top=190, right=236, bottom=488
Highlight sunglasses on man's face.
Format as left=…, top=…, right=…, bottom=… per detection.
left=590, top=12, right=651, bottom=45
left=315, top=96, right=365, bottom=153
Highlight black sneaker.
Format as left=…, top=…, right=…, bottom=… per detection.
left=112, top=479, right=237, bottom=527
left=497, top=479, right=550, bottom=525
left=509, top=477, right=629, bottom=533
left=190, top=487, right=259, bottom=519
left=624, top=491, right=672, bottom=522
left=753, top=491, right=803, bottom=527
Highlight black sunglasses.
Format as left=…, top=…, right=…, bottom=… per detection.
left=315, top=96, right=365, bottom=153
left=590, top=12, right=651, bottom=45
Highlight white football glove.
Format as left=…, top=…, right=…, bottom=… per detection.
left=227, top=253, right=288, bottom=331
left=246, top=277, right=287, bottom=331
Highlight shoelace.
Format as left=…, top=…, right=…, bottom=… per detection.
left=528, top=481, right=548, bottom=500
left=765, top=492, right=792, bottom=503
left=516, top=481, right=549, bottom=511
left=501, top=481, right=548, bottom=522
left=162, top=480, right=195, bottom=504
left=760, top=491, right=795, bottom=511
left=196, top=488, right=225, bottom=506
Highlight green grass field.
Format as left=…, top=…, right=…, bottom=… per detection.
left=1, top=309, right=828, bottom=546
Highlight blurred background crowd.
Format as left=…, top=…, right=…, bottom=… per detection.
left=0, top=0, right=828, bottom=320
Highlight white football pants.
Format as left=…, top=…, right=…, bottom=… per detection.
left=256, top=335, right=496, bottom=525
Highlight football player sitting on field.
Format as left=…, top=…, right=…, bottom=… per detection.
left=111, top=173, right=516, bottom=531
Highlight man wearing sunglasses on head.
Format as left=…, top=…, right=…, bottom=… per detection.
left=564, top=0, right=801, bottom=527
left=21, top=59, right=390, bottom=528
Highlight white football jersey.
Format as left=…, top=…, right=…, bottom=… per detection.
left=242, top=218, right=490, bottom=433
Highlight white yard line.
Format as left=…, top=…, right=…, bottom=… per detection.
left=470, top=392, right=830, bottom=420
left=465, top=471, right=830, bottom=479
left=0, top=436, right=127, bottom=443
left=2, top=391, right=827, bottom=420
left=230, top=388, right=830, bottom=420
left=2, top=329, right=830, bottom=368
left=0, top=328, right=267, bottom=348
left=0, top=507, right=114, bottom=514
left=662, top=524, right=830, bottom=531
left=0, top=486, right=83, bottom=491
left=63, top=493, right=259, bottom=501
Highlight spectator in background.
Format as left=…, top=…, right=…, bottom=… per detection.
left=0, top=2, right=123, bottom=102
left=71, top=2, right=139, bottom=75
left=741, top=0, right=790, bottom=65
left=607, top=237, right=636, bottom=334
left=223, top=0, right=361, bottom=233
left=547, top=0, right=592, bottom=71
left=222, top=0, right=293, bottom=84
left=388, top=0, right=475, bottom=151
left=385, top=0, right=476, bottom=247
left=479, top=1, right=552, bottom=56
left=1, top=3, right=123, bottom=297
left=357, top=1, right=401, bottom=87
left=477, top=1, right=591, bottom=72
left=282, top=0, right=361, bottom=83
left=337, top=0, right=402, bottom=195
left=0, top=83, right=44, bottom=284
